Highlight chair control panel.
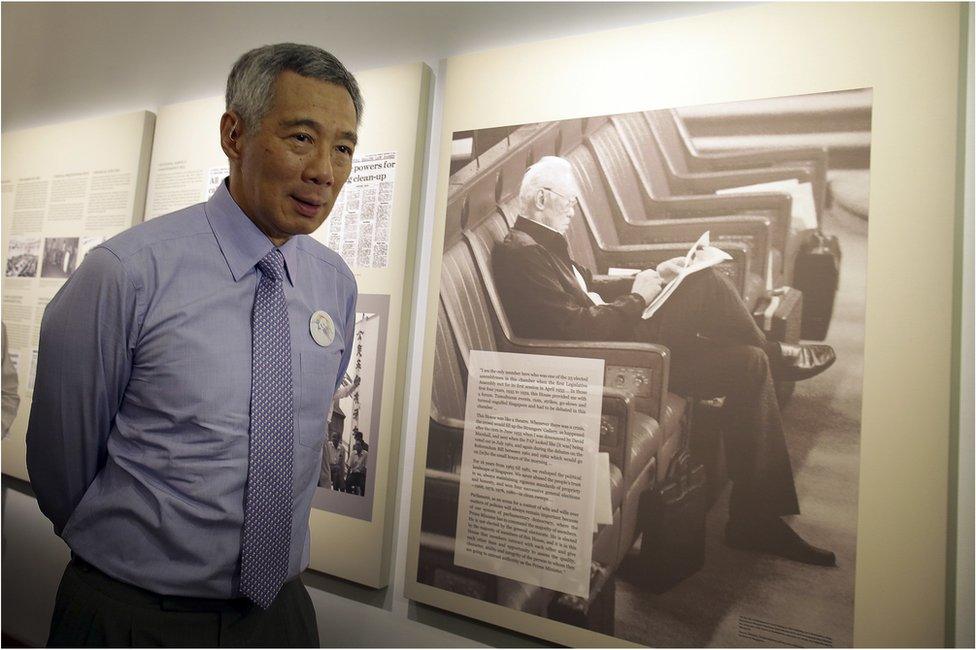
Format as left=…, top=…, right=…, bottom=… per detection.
left=605, top=365, right=653, bottom=398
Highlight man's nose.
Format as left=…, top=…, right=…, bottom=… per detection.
left=303, top=147, right=335, bottom=186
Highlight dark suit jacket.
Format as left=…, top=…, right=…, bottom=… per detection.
left=492, top=216, right=646, bottom=341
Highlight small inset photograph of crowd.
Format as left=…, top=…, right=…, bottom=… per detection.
left=5, top=236, right=41, bottom=278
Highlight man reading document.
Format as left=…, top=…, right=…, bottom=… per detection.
left=27, top=43, right=361, bottom=646
left=493, top=156, right=838, bottom=567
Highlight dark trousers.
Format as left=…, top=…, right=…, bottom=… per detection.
left=47, top=558, right=319, bottom=647
left=637, top=268, right=800, bottom=521
left=329, top=464, right=346, bottom=492
left=346, top=471, right=365, bottom=496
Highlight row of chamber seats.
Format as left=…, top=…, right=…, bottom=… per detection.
left=446, top=105, right=847, bottom=336
left=418, top=212, right=686, bottom=632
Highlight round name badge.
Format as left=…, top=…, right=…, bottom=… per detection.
left=309, top=310, right=336, bottom=347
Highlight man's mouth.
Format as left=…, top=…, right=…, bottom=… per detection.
left=290, top=195, right=324, bottom=218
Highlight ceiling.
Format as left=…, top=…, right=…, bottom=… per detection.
left=1, top=2, right=743, bottom=132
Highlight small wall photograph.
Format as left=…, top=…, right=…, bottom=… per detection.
left=311, top=293, right=389, bottom=522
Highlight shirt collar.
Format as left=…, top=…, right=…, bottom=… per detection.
left=514, top=215, right=570, bottom=260
left=205, top=179, right=298, bottom=287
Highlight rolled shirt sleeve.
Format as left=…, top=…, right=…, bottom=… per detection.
left=26, top=247, right=140, bottom=535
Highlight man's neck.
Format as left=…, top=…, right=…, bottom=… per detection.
left=523, top=215, right=561, bottom=235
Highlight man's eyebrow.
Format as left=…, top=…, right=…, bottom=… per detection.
left=281, top=118, right=323, bottom=131
left=340, top=130, right=358, bottom=146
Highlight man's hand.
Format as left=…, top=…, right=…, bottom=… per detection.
left=631, top=269, right=664, bottom=304
left=656, top=256, right=688, bottom=283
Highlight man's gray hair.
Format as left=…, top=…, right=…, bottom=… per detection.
left=226, top=43, right=363, bottom=131
left=518, top=156, right=578, bottom=216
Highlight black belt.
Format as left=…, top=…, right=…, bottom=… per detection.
left=69, top=554, right=259, bottom=613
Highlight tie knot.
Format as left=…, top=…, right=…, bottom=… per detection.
left=257, top=249, right=285, bottom=282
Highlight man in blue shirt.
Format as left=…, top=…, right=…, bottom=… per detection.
left=27, top=43, right=362, bottom=646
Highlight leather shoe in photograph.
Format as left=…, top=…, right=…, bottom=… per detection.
left=726, top=516, right=837, bottom=567
left=774, top=342, right=836, bottom=382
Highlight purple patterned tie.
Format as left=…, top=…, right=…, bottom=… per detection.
left=239, top=249, right=294, bottom=609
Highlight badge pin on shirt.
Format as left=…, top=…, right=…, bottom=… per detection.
left=309, top=311, right=335, bottom=347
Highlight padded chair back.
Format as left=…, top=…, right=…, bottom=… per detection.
left=563, top=201, right=600, bottom=273
left=463, top=212, right=520, bottom=343
left=644, top=109, right=692, bottom=174
left=607, top=114, right=676, bottom=200
left=564, top=144, right=622, bottom=247
left=527, top=124, right=560, bottom=166
left=444, top=195, right=468, bottom=249
left=466, top=169, right=502, bottom=232
left=498, top=149, right=532, bottom=207
left=557, top=119, right=584, bottom=156
left=439, top=239, right=498, bottom=372
left=667, top=108, right=703, bottom=155
left=431, top=299, right=467, bottom=422
left=587, top=121, right=653, bottom=223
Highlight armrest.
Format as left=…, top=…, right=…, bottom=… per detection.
left=693, top=145, right=828, bottom=171
left=599, top=386, right=640, bottom=488
left=426, top=411, right=466, bottom=473
left=691, top=146, right=828, bottom=217
left=651, top=193, right=789, bottom=262
left=612, top=215, right=770, bottom=283
left=591, top=240, right=754, bottom=299
left=670, top=166, right=813, bottom=194
left=497, top=336, right=670, bottom=422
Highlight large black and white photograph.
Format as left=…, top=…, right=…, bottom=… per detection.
left=311, top=293, right=389, bottom=522
left=417, top=88, right=871, bottom=647
left=39, top=237, right=79, bottom=279
left=5, top=236, right=41, bottom=278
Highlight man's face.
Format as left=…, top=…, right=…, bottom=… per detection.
left=539, top=173, right=578, bottom=235
left=223, top=71, right=358, bottom=245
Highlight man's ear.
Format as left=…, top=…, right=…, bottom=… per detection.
left=219, top=111, right=246, bottom=162
left=534, top=188, right=547, bottom=211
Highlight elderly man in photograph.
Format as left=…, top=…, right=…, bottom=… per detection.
left=493, top=156, right=838, bottom=567
left=26, top=43, right=361, bottom=647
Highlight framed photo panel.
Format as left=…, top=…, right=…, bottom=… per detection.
left=404, top=4, right=964, bottom=647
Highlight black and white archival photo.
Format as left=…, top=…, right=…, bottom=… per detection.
left=39, top=237, right=79, bottom=279
left=5, top=236, right=41, bottom=278
left=418, top=88, right=872, bottom=647
left=312, top=293, right=389, bottom=522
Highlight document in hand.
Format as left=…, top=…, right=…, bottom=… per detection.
left=716, top=178, right=818, bottom=232
left=641, top=231, right=732, bottom=320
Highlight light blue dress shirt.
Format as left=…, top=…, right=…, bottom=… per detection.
left=26, top=180, right=357, bottom=598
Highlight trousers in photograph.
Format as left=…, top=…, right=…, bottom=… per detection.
left=637, top=269, right=800, bottom=520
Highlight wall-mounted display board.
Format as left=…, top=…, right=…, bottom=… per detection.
left=1, top=110, right=155, bottom=481
left=404, top=3, right=963, bottom=647
left=142, top=62, right=431, bottom=588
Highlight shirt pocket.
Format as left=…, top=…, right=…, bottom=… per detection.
left=298, top=350, right=342, bottom=448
